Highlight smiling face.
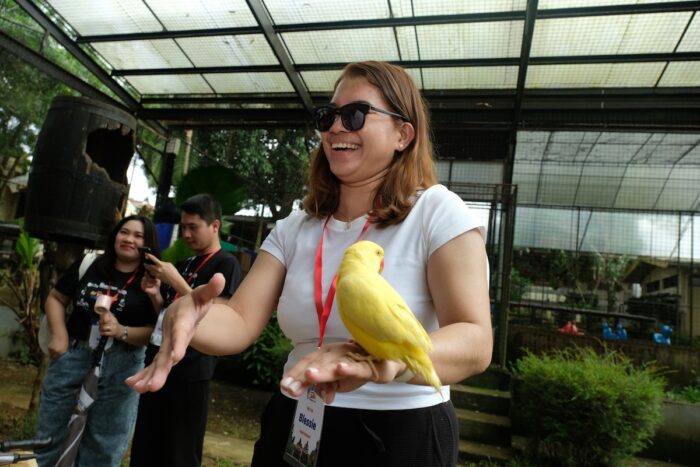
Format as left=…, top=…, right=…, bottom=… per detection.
left=114, top=219, right=145, bottom=263
left=321, top=76, right=412, bottom=185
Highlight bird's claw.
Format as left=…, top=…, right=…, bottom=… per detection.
left=345, top=351, right=379, bottom=381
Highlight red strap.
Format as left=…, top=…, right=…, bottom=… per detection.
left=104, top=269, right=139, bottom=309
left=173, top=249, right=220, bottom=301
left=314, top=216, right=372, bottom=347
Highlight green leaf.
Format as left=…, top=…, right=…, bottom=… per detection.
left=14, top=231, right=40, bottom=269
left=160, top=238, right=194, bottom=264
left=175, top=166, right=247, bottom=215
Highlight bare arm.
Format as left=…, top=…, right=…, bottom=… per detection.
left=127, top=251, right=286, bottom=392
left=44, top=289, right=71, bottom=358
left=190, top=251, right=287, bottom=355
left=422, top=228, right=493, bottom=383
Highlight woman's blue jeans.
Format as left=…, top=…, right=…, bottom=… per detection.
left=36, top=340, right=145, bottom=467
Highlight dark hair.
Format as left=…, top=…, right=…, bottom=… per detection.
left=302, top=61, right=437, bottom=227
left=180, top=193, right=222, bottom=225
left=94, top=215, right=160, bottom=281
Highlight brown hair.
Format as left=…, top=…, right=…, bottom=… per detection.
left=302, top=61, right=437, bottom=227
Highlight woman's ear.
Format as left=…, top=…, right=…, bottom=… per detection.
left=396, top=122, right=415, bottom=151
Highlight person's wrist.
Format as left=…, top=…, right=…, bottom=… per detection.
left=120, top=325, right=129, bottom=342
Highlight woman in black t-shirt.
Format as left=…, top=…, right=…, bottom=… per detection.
left=35, top=215, right=160, bottom=467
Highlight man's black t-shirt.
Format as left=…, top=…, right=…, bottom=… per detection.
left=145, top=249, right=242, bottom=382
left=56, top=256, right=157, bottom=341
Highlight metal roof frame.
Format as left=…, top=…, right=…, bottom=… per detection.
left=2, top=0, right=698, bottom=133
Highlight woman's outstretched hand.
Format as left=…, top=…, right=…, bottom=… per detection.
left=280, top=341, right=404, bottom=404
left=126, top=273, right=226, bottom=393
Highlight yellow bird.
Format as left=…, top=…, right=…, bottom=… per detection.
left=335, top=240, right=442, bottom=396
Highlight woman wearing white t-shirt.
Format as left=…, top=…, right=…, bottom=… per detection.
left=128, top=61, right=492, bottom=467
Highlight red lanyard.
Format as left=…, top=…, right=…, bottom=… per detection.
left=173, top=249, right=220, bottom=301
left=314, top=216, right=372, bottom=347
left=104, top=270, right=139, bottom=310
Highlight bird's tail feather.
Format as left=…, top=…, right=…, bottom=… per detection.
left=404, top=352, right=443, bottom=399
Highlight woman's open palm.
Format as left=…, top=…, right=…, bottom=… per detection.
left=126, top=273, right=225, bottom=393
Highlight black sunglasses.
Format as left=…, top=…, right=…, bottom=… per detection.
left=313, top=101, right=409, bottom=132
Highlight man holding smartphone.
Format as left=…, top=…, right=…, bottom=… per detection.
left=130, top=193, right=242, bottom=467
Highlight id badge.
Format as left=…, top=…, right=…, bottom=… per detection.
left=88, top=322, right=100, bottom=349
left=150, top=309, right=166, bottom=346
left=283, top=385, right=325, bottom=467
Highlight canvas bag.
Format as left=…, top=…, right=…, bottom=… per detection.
left=38, top=252, right=98, bottom=355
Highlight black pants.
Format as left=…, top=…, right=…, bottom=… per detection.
left=252, top=390, right=459, bottom=467
left=129, top=378, right=210, bottom=467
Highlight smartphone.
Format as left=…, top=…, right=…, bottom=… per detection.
left=138, top=246, right=155, bottom=265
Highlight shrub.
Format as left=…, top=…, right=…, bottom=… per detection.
left=666, top=379, right=700, bottom=405
left=512, top=347, right=665, bottom=466
left=240, top=314, right=292, bottom=388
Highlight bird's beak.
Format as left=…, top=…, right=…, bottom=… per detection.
left=380, top=258, right=384, bottom=272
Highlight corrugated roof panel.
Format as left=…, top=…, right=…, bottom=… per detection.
left=677, top=14, right=700, bottom=52
left=575, top=165, right=625, bottom=208
left=518, top=131, right=549, bottom=143
left=418, top=21, right=523, bottom=59
left=676, top=141, right=700, bottom=165
left=92, top=39, right=192, bottom=70
left=302, top=67, right=423, bottom=94
left=177, top=35, right=278, bottom=66
left=147, top=0, right=257, bottom=29
left=646, top=139, right=696, bottom=164
left=542, top=142, right=581, bottom=163
left=404, top=68, right=424, bottom=89
left=512, top=163, right=541, bottom=204
left=627, top=133, right=665, bottom=163
left=656, top=166, right=700, bottom=210
left=527, top=63, right=665, bottom=88
left=265, top=0, right=389, bottom=24
left=205, top=72, right=294, bottom=93
left=532, top=13, right=689, bottom=56
left=395, top=0, right=526, bottom=16
left=48, top=0, right=160, bottom=35
left=579, top=211, right=652, bottom=257
left=515, top=206, right=583, bottom=251
left=300, top=70, right=340, bottom=93
left=537, top=163, right=583, bottom=206
left=658, top=62, right=700, bottom=87
left=614, top=166, right=669, bottom=210
left=125, top=74, right=211, bottom=94
left=395, top=27, right=420, bottom=61
left=539, top=0, right=685, bottom=7
left=515, top=135, right=547, bottom=161
left=282, top=29, right=399, bottom=64
left=586, top=140, right=643, bottom=164
left=422, top=66, right=518, bottom=89
left=597, top=132, right=652, bottom=145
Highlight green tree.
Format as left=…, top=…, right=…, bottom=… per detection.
left=193, top=128, right=317, bottom=221
left=0, top=231, right=44, bottom=411
left=0, top=53, right=74, bottom=193
left=514, top=249, right=631, bottom=311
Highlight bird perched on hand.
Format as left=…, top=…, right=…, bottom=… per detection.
left=335, top=240, right=442, bottom=396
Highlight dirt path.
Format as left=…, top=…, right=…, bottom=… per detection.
left=0, top=358, right=271, bottom=467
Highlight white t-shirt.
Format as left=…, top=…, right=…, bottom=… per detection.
left=261, top=184, right=486, bottom=410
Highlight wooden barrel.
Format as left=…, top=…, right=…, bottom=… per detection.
left=24, top=96, right=137, bottom=247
